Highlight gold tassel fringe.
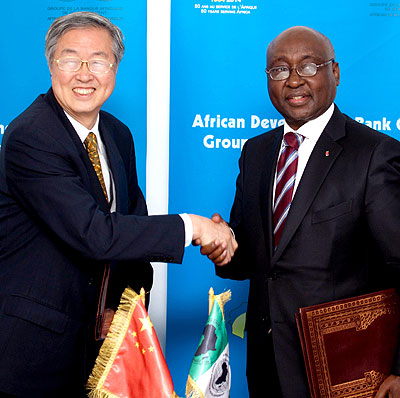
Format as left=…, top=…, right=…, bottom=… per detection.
left=185, top=374, right=205, bottom=398
left=215, top=290, right=231, bottom=320
left=86, top=286, right=144, bottom=398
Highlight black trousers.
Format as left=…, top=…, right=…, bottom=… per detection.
left=247, top=330, right=283, bottom=397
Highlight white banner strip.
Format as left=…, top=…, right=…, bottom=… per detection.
left=146, top=0, right=171, bottom=352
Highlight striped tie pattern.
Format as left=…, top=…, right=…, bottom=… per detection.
left=273, top=132, right=304, bottom=248
left=84, top=132, right=109, bottom=203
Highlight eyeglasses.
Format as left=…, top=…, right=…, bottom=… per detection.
left=265, top=59, right=334, bottom=81
left=55, top=57, right=114, bottom=74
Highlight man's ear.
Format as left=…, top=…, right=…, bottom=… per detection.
left=333, top=61, right=340, bottom=87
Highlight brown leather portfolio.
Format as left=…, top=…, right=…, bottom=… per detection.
left=296, top=289, right=400, bottom=398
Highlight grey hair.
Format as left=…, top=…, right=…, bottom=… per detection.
left=45, top=11, right=125, bottom=66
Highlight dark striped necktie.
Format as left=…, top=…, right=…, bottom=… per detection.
left=273, top=132, right=304, bottom=249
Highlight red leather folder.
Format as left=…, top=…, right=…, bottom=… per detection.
left=296, top=289, right=400, bottom=398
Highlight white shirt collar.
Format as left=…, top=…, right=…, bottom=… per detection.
left=64, top=111, right=100, bottom=144
left=283, top=103, right=335, bottom=143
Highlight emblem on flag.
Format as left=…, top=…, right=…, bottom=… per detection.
left=186, top=288, right=231, bottom=398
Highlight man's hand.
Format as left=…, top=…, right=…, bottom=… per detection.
left=190, top=213, right=236, bottom=266
left=190, top=213, right=237, bottom=266
left=376, top=375, right=400, bottom=398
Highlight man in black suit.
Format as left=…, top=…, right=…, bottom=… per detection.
left=204, top=26, right=400, bottom=397
left=0, top=12, right=236, bottom=397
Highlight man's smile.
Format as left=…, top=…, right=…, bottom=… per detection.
left=72, top=87, right=96, bottom=95
left=286, top=93, right=311, bottom=105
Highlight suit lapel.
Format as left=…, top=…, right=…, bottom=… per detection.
left=259, top=129, right=283, bottom=256
left=78, top=139, right=110, bottom=213
left=272, top=106, right=346, bottom=263
left=44, top=89, right=111, bottom=212
left=99, top=119, right=129, bottom=214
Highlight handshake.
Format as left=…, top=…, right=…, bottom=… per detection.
left=189, top=213, right=238, bottom=266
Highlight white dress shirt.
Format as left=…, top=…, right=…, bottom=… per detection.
left=273, top=103, right=335, bottom=203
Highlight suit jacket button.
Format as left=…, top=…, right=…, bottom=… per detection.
left=267, top=272, right=278, bottom=280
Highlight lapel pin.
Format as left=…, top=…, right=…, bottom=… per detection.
left=325, top=151, right=330, bottom=157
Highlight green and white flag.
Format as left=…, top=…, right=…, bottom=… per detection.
left=186, top=288, right=231, bottom=398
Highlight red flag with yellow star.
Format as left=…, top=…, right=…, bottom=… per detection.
left=87, top=287, right=179, bottom=398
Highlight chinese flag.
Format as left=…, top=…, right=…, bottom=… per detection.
left=87, top=287, right=179, bottom=398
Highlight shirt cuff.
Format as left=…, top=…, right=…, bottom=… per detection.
left=179, top=213, right=193, bottom=247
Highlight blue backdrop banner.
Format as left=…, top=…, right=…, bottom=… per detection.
left=167, top=0, right=399, bottom=396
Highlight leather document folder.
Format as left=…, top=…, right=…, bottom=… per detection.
left=296, top=289, right=400, bottom=398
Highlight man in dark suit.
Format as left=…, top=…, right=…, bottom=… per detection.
left=204, top=26, right=400, bottom=397
left=0, top=12, right=236, bottom=397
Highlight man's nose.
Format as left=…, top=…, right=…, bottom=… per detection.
left=286, top=67, right=305, bottom=87
left=76, top=62, right=93, bottom=80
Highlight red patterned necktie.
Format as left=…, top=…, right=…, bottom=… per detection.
left=273, top=132, right=304, bottom=249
